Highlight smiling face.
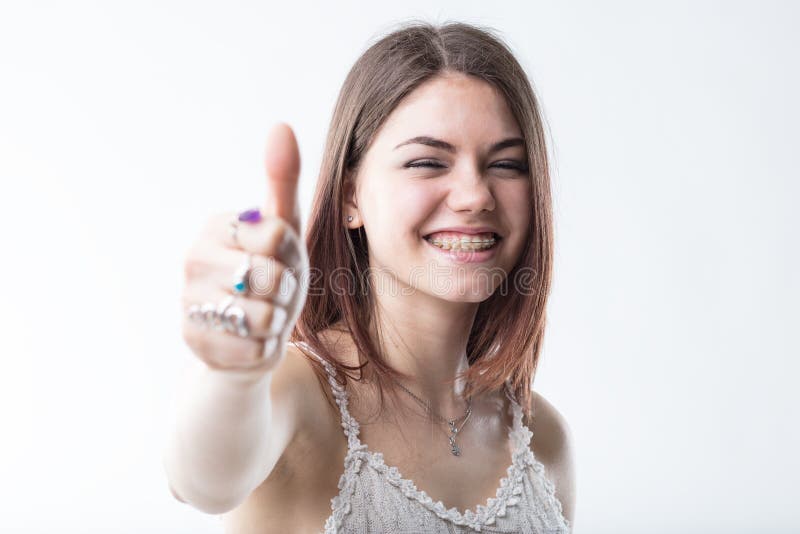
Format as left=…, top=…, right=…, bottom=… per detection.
left=344, top=72, right=532, bottom=303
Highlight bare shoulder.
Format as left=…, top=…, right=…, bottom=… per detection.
left=524, top=390, right=576, bottom=527
left=271, top=340, right=338, bottom=435
left=249, top=339, right=342, bottom=483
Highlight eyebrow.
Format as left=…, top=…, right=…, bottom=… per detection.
left=393, top=136, right=525, bottom=154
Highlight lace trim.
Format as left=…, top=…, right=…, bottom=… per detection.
left=323, top=442, right=368, bottom=533
left=334, top=388, right=528, bottom=531
left=294, top=341, right=569, bottom=532
left=359, top=443, right=526, bottom=531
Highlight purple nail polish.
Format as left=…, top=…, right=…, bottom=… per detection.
left=238, top=208, right=262, bottom=223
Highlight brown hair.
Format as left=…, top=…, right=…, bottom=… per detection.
left=291, top=19, right=553, bottom=419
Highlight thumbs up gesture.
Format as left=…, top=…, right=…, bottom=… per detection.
left=181, top=123, right=309, bottom=374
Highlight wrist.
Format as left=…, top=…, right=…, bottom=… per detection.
left=201, top=359, right=276, bottom=388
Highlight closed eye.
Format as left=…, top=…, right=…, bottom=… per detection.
left=493, top=161, right=529, bottom=172
left=405, top=160, right=529, bottom=172
left=405, top=160, right=446, bottom=169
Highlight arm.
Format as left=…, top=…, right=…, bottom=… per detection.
left=164, top=122, right=309, bottom=514
left=162, top=342, right=311, bottom=514
left=528, top=391, right=577, bottom=528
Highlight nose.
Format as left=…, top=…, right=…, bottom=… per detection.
left=446, top=166, right=496, bottom=213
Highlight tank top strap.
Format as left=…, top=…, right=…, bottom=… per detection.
left=290, top=340, right=363, bottom=448
left=504, top=381, right=535, bottom=457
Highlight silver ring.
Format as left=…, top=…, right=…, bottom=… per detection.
left=222, top=303, right=249, bottom=338
left=213, top=295, right=235, bottom=331
left=186, top=296, right=250, bottom=338
left=187, top=303, right=204, bottom=323
left=200, top=302, right=217, bottom=327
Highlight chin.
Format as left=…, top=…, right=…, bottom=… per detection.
left=419, top=278, right=501, bottom=304
left=443, top=292, right=494, bottom=304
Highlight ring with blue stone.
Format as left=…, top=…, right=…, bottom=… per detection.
left=232, top=252, right=253, bottom=295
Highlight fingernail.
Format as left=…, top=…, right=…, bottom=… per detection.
left=262, top=337, right=278, bottom=359
left=269, top=306, right=287, bottom=336
left=238, top=208, right=262, bottom=223
left=275, top=269, right=298, bottom=306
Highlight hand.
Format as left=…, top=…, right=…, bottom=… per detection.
left=181, top=123, right=308, bottom=374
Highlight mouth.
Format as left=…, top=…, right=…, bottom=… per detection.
left=422, top=230, right=502, bottom=264
left=422, top=231, right=502, bottom=252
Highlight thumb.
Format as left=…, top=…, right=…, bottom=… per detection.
left=263, top=122, right=301, bottom=232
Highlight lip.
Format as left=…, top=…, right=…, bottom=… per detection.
left=422, top=235, right=500, bottom=264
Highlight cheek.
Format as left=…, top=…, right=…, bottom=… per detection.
left=375, top=183, right=436, bottom=237
left=402, top=186, right=440, bottom=229
left=496, top=183, right=532, bottom=258
left=497, top=181, right=531, bottom=226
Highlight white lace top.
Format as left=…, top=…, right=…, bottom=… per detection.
left=292, top=340, right=571, bottom=534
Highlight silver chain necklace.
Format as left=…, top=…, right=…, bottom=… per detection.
left=392, top=379, right=473, bottom=456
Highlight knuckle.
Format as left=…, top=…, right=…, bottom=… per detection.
left=255, top=218, right=287, bottom=258
left=253, top=304, right=272, bottom=334
left=180, top=283, right=204, bottom=309
left=182, top=239, right=203, bottom=272
left=201, top=212, right=234, bottom=247
left=206, top=211, right=230, bottom=233
left=246, top=340, right=264, bottom=363
left=248, top=257, right=286, bottom=298
left=183, top=254, right=208, bottom=281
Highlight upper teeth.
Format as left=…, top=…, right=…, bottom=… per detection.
left=426, top=234, right=497, bottom=250
left=430, top=236, right=494, bottom=244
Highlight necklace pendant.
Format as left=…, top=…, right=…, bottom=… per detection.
left=448, top=435, right=461, bottom=456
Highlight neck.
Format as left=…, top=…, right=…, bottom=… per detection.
left=367, top=270, right=479, bottom=418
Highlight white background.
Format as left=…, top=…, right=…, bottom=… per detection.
left=1, top=1, right=797, bottom=533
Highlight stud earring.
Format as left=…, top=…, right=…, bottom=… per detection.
left=347, top=215, right=353, bottom=223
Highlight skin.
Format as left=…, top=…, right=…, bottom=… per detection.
left=218, top=72, right=576, bottom=532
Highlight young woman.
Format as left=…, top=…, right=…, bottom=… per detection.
left=166, top=21, right=575, bottom=533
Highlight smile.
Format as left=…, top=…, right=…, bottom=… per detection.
left=424, top=232, right=502, bottom=263
left=423, top=231, right=501, bottom=252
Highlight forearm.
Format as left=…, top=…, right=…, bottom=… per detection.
left=163, top=360, right=273, bottom=514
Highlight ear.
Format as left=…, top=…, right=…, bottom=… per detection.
left=342, top=171, right=362, bottom=229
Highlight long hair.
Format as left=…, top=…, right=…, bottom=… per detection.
left=291, top=20, right=554, bottom=419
